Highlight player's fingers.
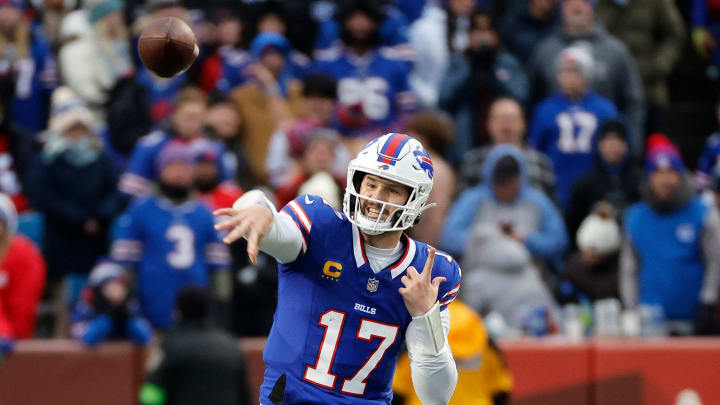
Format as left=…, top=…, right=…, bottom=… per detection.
left=246, top=229, right=262, bottom=265
left=431, top=276, right=447, bottom=289
left=400, top=275, right=410, bottom=287
left=406, top=266, right=419, bottom=280
left=214, top=212, right=246, bottom=231
left=223, top=220, right=250, bottom=244
left=398, top=287, right=407, bottom=295
left=423, top=248, right=436, bottom=279
left=213, top=208, right=237, bottom=217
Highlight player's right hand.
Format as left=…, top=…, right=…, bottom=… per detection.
left=213, top=205, right=274, bottom=264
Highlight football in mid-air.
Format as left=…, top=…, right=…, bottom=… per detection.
left=138, top=17, right=199, bottom=78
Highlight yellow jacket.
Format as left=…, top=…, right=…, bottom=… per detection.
left=393, top=301, right=513, bottom=405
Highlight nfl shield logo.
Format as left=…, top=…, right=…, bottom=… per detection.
left=366, top=277, right=379, bottom=293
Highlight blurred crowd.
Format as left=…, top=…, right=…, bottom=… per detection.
left=1, top=0, right=720, bottom=370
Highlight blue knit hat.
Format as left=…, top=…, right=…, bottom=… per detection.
left=645, top=146, right=684, bottom=174
left=156, top=140, right=194, bottom=172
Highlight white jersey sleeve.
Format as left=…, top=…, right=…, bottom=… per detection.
left=231, top=190, right=304, bottom=264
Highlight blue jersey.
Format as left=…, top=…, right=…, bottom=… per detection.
left=8, top=28, right=57, bottom=132
left=111, top=197, right=230, bottom=329
left=215, top=47, right=252, bottom=95
left=528, top=91, right=618, bottom=207
left=118, top=131, right=233, bottom=197
left=312, top=48, right=415, bottom=132
left=260, top=195, right=461, bottom=404
left=136, top=67, right=188, bottom=121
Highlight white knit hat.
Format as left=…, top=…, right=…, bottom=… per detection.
left=576, top=213, right=621, bottom=255
left=48, top=87, right=96, bottom=134
left=556, top=43, right=595, bottom=80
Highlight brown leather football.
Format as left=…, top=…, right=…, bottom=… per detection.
left=138, top=17, right=198, bottom=78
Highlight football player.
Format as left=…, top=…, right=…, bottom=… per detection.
left=215, top=133, right=460, bottom=404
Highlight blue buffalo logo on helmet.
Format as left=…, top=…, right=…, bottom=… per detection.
left=412, top=147, right=434, bottom=180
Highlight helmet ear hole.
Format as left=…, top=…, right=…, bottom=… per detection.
left=353, top=171, right=366, bottom=193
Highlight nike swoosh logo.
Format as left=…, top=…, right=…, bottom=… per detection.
left=305, top=195, right=314, bottom=204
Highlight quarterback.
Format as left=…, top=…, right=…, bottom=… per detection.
left=215, top=133, right=461, bottom=404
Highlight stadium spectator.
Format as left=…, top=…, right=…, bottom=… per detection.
left=58, top=0, right=133, bottom=117
left=201, top=8, right=251, bottom=95
left=312, top=0, right=415, bottom=137
left=119, top=87, right=230, bottom=198
left=499, top=0, right=560, bottom=66
left=456, top=159, right=561, bottom=331
left=229, top=32, right=303, bottom=182
left=441, top=145, right=568, bottom=268
left=273, top=128, right=345, bottom=208
left=403, top=110, right=456, bottom=247
left=314, top=0, right=412, bottom=60
left=247, top=0, right=312, bottom=80
left=408, top=0, right=480, bottom=108
left=562, top=202, right=622, bottom=301
left=597, top=0, right=684, bottom=134
left=0, top=0, right=57, bottom=132
left=527, top=0, right=644, bottom=154
left=565, top=119, right=642, bottom=244
left=112, top=141, right=230, bottom=329
left=203, top=97, right=254, bottom=189
left=438, top=6, right=529, bottom=161
left=139, top=286, right=251, bottom=405
left=25, top=87, right=122, bottom=289
left=70, top=261, right=153, bottom=347
left=621, top=139, right=720, bottom=335
left=393, top=300, right=513, bottom=405
left=459, top=97, right=555, bottom=197
left=0, top=193, right=46, bottom=350
left=265, top=73, right=348, bottom=190
left=528, top=45, right=619, bottom=208
left=193, top=139, right=244, bottom=211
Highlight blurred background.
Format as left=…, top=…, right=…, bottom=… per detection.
left=0, top=0, right=719, bottom=404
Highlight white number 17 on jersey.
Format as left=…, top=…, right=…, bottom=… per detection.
left=303, top=309, right=399, bottom=396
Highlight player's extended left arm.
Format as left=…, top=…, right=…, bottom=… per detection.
left=405, top=306, right=457, bottom=405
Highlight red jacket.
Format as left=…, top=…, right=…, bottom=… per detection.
left=0, top=235, right=46, bottom=338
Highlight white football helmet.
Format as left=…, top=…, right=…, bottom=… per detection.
left=343, top=133, right=435, bottom=235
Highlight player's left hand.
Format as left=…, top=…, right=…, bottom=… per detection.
left=399, top=247, right=446, bottom=317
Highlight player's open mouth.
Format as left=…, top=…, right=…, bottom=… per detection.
left=364, top=205, right=383, bottom=220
